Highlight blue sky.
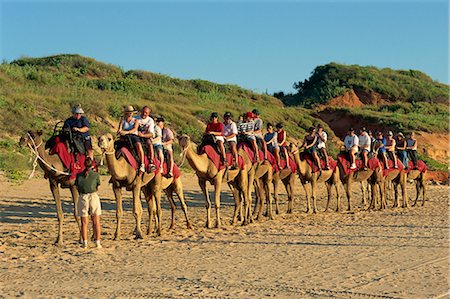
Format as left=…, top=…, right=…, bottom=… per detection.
left=1, top=0, right=448, bottom=93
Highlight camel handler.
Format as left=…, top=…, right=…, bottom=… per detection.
left=344, top=128, right=359, bottom=170
left=63, top=104, right=94, bottom=161
left=75, top=157, right=102, bottom=248
left=358, top=127, right=371, bottom=170
left=135, top=106, right=156, bottom=172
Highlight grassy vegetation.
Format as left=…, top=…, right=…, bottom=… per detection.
left=0, top=54, right=321, bottom=180
left=283, top=62, right=449, bottom=107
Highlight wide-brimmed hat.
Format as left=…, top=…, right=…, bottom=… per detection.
left=124, top=105, right=136, bottom=113
left=71, top=105, right=84, bottom=114
left=387, top=131, right=393, bottom=136
left=223, top=112, right=232, bottom=119
left=397, top=132, right=404, bottom=138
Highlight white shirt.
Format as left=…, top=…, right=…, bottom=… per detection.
left=316, top=131, right=327, bottom=149
left=224, top=121, right=238, bottom=143
left=134, top=115, right=155, bottom=135
left=358, top=133, right=371, bottom=150
left=344, top=134, right=359, bottom=150
left=152, top=126, right=162, bottom=145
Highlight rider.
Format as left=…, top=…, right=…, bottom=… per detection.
left=376, top=131, right=389, bottom=169
left=300, top=127, right=321, bottom=171
left=152, top=117, right=165, bottom=174
left=406, top=132, right=418, bottom=169
left=252, top=109, right=268, bottom=162
left=385, top=131, right=399, bottom=169
left=264, top=123, right=282, bottom=169
left=159, top=117, right=175, bottom=178
left=63, top=105, right=94, bottom=161
left=358, top=127, right=371, bottom=170
left=223, top=112, right=239, bottom=169
left=238, top=112, right=260, bottom=163
left=204, top=112, right=227, bottom=165
left=117, top=105, right=146, bottom=174
left=135, top=106, right=156, bottom=172
left=344, top=128, right=359, bottom=170
left=316, top=124, right=330, bottom=170
left=396, top=132, right=408, bottom=169
left=275, top=123, right=290, bottom=168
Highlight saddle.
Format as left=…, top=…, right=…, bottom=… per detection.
left=300, top=152, right=336, bottom=173
left=49, top=136, right=91, bottom=179
left=199, top=145, right=244, bottom=171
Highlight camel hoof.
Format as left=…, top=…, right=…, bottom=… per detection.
left=215, top=223, right=221, bottom=229
left=54, top=239, right=63, bottom=246
left=134, top=233, right=144, bottom=240
left=168, top=225, right=175, bottom=230
left=186, top=223, right=193, bottom=229
left=242, top=220, right=249, bottom=226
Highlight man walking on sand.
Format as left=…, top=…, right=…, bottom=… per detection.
left=75, top=157, right=102, bottom=248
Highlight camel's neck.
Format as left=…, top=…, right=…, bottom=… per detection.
left=104, top=148, right=131, bottom=180
left=185, top=146, right=209, bottom=174
left=33, top=139, right=64, bottom=172
left=293, top=151, right=308, bottom=177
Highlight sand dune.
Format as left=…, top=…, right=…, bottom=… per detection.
left=0, top=173, right=448, bottom=298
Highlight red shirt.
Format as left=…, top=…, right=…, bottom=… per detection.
left=277, top=130, right=286, bottom=146
left=206, top=122, right=224, bottom=135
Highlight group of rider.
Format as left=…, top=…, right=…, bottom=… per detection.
left=63, top=105, right=420, bottom=177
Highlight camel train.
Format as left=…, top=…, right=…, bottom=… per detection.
left=19, top=121, right=427, bottom=244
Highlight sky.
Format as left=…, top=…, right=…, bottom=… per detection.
left=1, top=0, right=449, bottom=93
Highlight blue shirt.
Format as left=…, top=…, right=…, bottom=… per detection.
left=377, top=137, right=387, bottom=153
left=64, top=116, right=90, bottom=139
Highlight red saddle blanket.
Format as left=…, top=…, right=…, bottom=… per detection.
left=300, top=152, right=337, bottom=173
left=404, top=160, right=427, bottom=174
left=119, top=147, right=181, bottom=179
left=50, top=138, right=91, bottom=180
left=240, top=144, right=297, bottom=174
left=381, top=158, right=404, bottom=176
left=200, top=145, right=245, bottom=171
left=337, top=154, right=381, bottom=176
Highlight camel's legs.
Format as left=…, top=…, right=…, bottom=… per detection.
left=401, top=174, right=408, bottom=208
left=164, top=187, right=177, bottom=229
left=345, top=179, right=352, bottom=212
left=302, top=181, right=312, bottom=213
left=273, top=178, right=280, bottom=215
left=264, top=174, right=274, bottom=220
left=413, top=180, right=420, bottom=207
left=311, top=178, right=318, bottom=213
left=113, top=185, right=123, bottom=240
left=69, top=185, right=81, bottom=241
left=239, top=172, right=250, bottom=225
left=213, top=175, right=223, bottom=228
left=421, top=178, right=426, bottom=206
left=254, top=179, right=265, bottom=220
left=361, top=181, right=367, bottom=208
left=229, top=182, right=241, bottom=225
left=49, top=180, right=64, bottom=245
left=324, top=181, right=332, bottom=212
left=380, top=181, right=387, bottom=209
left=335, top=181, right=341, bottom=212
left=153, top=180, right=163, bottom=236
left=285, top=175, right=295, bottom=214
left=172, top=179, right=192, bottom=229
left=131, top=183, right=144, bottom=239
left=393, top=182, right=399, bottom=208
left=198, top=178, right=211, bottom=228
left=142, top=187, right=154, bottom=235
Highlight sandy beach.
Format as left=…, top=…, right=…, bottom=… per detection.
left=0, top=173, right=448, bottom=298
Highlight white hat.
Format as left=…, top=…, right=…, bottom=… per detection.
left=72, top=105, right=84, bottom=114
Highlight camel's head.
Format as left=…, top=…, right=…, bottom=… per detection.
left=19, top=130, right=43, bottom=148
left=289, top=142, right=299, bottom=154
left=98, top=133, right=115, bottom=151
left=177, top=134, right=191, bottom=149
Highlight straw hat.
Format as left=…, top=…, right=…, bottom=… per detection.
left=124, top=105, right=136, bottom=113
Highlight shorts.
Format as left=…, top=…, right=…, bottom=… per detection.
left=226, top=139, right=237, bottom=145
left=122, top=134, right=141, bottom=145
left=347, top=146, right=358, bottom=153
left=305, top=146, right=317, bottom=155
left=246, top=135, right=256, bottom=141
left=77, top=192, right=101, bottom=217
left=215, top=136, right=225, bottom=143
left=84, top=137, right=93, bottom=151
left=163, top=144, right=173, bottom=152
left=360, top=148, right=369, bottom=154
left=267, top=144, right=279, bottom=153
left=153, top=144, right=163, bottom=153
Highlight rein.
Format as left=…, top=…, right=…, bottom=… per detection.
left=26, top=133, right=70, bottom=179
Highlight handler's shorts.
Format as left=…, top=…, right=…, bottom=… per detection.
left=78, top=193, right=102, bottom=217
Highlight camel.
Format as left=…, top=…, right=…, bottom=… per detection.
left=407, top=168, right=427, bottom=206
left=98, top=133, right=163, bottom=239
left=336, top=151, right=384, bottom=212
left=178, top=135, right=250, bottom=227
left=19, top=131, right=80, bottom=245
left=385, top=160, right=408, bottom=209
left=237, top=147, right=274, bottom=221
left=290, top=143, right=341, bottom=213
left=272, top=167, right=297, bottom=215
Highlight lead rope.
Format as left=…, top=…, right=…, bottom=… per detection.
left=177, top=147, right=188, bottom=167
left=26, top=133, right=71, bottom=178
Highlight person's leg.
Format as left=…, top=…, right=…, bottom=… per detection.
left=275, top=148, right=281, bottom=168
left=147, top=140, right=154, bottom=162
left=167, top=150, right=174, bottom=175
left=382, top=152, right=389, bottom=169
left=362, top=150, right=368, bottom=168
left=157, top=148, right=164, bottom=172
left=283, top=147, right=290, bottom=169
left=217, top=140, right=226, bottom=163
left=321, top=148, right=330, bottom=169
left=251, top=138, right=260, bottom=162
left=81, top=216, right=88, bottom=247
left=312, top=151, right=321, bottom=170
left=230, top=142, right=238, bottom=168
left=91, top=215, right=101, bottom=247
left=135, top=142, right=145, bottom=172
left=412, top=150, right=418, bottom=168
left=390, top=151, right=398, bottom=168
left=260, top=138, right=268, bottom=160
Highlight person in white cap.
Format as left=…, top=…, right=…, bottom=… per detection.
left=117, top=105, right=146, bottom=174
left=63, top=104, right=94, bottom=160
left=358, top=127, right=371, bottom=170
